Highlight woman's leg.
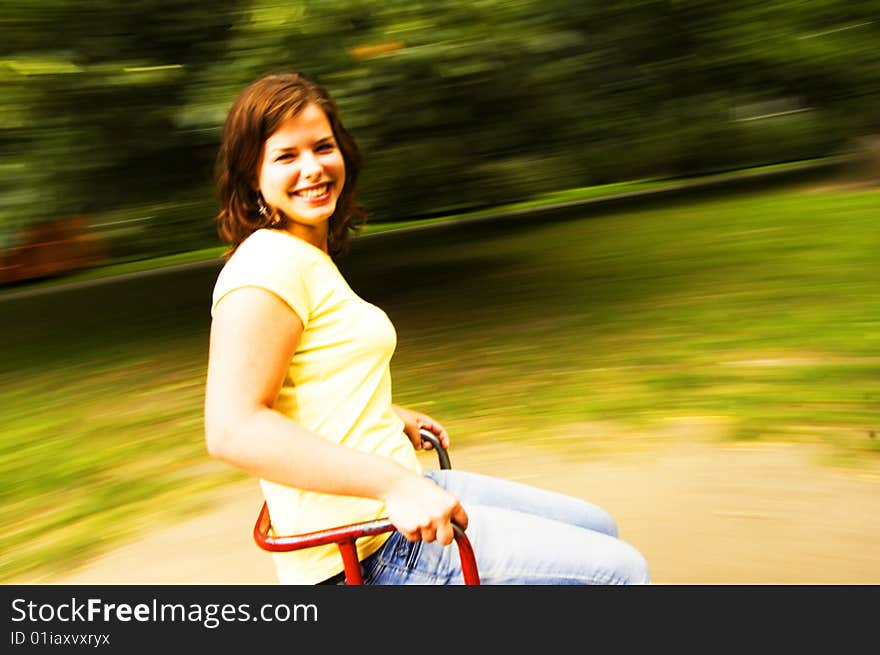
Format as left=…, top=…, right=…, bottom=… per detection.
left=426, top=469, right=620, bottom=537
left=362, top=470, right=650, bottom=585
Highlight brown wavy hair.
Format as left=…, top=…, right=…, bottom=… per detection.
left=214, top=71, right=366, bottom=257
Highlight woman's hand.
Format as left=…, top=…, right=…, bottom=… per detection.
left=392, top=404, right=449, bottom=452
left=381, top=472, right=468, bottom=545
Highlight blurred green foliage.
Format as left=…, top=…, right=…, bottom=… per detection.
left=2, top=0, right=878, bottom=259
left=2, top=176, right=878, bottom=582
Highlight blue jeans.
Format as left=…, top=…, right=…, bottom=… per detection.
left=360, top=469, right=650, bottom=585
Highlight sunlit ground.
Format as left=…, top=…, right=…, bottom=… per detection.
left=1, top=175, right=878, bottom=582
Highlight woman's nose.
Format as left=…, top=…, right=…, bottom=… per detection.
left=300, top=151, right=322, bottom=179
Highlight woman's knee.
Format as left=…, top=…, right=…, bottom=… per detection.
left=611, top=542, right=650, bottom=584
left=588, top=507, right=619, bottom=539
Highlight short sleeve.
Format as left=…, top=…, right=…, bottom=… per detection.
left=211, top=230, right=315, bottom=327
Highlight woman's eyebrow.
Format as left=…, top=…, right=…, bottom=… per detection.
left=269, top=144, right=298, bottom=154
left=271, top=136, right=334, bottom=152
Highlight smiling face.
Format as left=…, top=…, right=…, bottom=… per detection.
left=257, top=103, right=346, bottom=251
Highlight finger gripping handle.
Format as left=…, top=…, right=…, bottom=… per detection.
left=419, top=427, right=451, bottom=470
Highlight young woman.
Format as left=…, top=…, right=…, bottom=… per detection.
left=204, top=71, right=650, bottom=585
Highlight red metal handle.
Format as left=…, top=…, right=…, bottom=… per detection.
left=254, top=502, right=480, bottom=585
left=253, top=432, right=478, bottom=584
left=451, top=523, right=480, bottom=585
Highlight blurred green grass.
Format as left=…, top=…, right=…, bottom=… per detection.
left=368, top=182, right=878, bottom=463
left=1, top=172, right=878, bottom=582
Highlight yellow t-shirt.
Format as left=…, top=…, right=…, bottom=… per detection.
left=211, top=228, right=422, bottom=584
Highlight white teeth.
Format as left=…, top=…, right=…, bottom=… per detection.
left=297, top=184, right=329, bottom=199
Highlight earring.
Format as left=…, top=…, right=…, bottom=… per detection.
left=257, top=195, right=270, bottom=218
left=257, top=195, right=281, bottom=225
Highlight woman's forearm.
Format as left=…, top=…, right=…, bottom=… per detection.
left=206, top=406, right=413, bottom=501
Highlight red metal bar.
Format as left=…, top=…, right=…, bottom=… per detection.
left=337, top=539, right=364, bottom=585
left=452, top=524, right=480, bottom=585
left=254, top=502, right=480, bottom=584
left=254, top=502, right=396, bottom=552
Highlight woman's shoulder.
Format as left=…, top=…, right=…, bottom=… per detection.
left=223, top=229, right=329, bottom=272
left=236, top=228, right=320, bottom=257
left=212, top=230, right=322, bottom=318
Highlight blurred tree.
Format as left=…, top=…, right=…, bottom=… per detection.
left=1, top=0, right=239, bottom=252
left=2, top=0, right=877, bottom=264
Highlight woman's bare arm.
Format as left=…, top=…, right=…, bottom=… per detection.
left=204, top=286, right=467, bottom=544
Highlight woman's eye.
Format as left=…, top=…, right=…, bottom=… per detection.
left=316, top=143, right=335, bottom=153
left=275, top=153, right=294, bottom=162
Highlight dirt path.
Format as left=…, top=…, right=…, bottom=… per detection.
left=37, top=438, right=880, bottom=585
